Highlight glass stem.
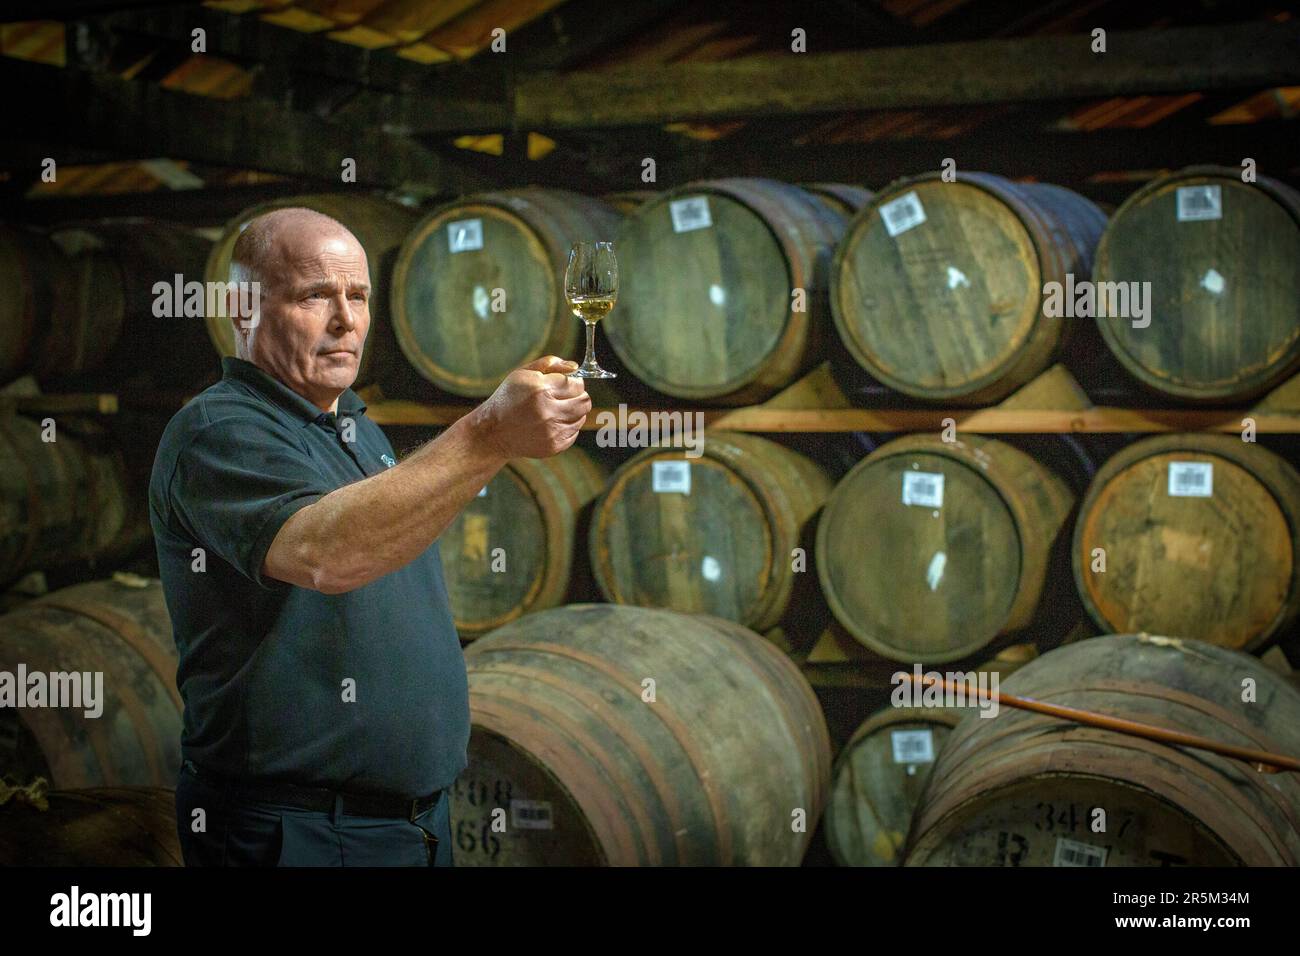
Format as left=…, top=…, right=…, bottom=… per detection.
left=584, top=320, right=597, bottom=367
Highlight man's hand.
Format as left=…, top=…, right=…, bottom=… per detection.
left=472, top=355, right=592, bottom=460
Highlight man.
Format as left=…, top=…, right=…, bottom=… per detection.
left=149, top=207, right=590, bottom=866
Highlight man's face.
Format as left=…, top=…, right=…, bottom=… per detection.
left=234, top=225, right=371, bottom=410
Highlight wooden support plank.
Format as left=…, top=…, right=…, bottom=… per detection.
left=362, top=400, right=1300, bottom=433
left=514, top=21, right=1300, bottom=128
left=997, top=364, right=1092, bottom=411
left=0, top=393, right=119, bottom=415
left=1252, top=373, right=1300, bottom=413
left=1, top=59, right=496, bottom=192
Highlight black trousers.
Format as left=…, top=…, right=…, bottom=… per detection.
left=175, top=763, right=454, bottom=867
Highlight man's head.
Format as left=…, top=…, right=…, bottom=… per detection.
left=228, top=207, right=370, bottom=412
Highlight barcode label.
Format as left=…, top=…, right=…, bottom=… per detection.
left=1168, top=462, right=1213, bottom=497
left=890, top=729, right=935, bottom=764
left=1176, top=185, right=1222, bottom=222
left=447, top=218, right=484, bottom=252
left=1053, top=837, right=1107, bottom=867
left=652, top=460, right=691, bottom=494
left=510, top=799, right=554, bottom=831
left=669, top=196, right=712, bottom=233
left=880, top=191, right=927, bottom=237
left=902, top=471, right=944, bottom=508
left=477, top=485, right=488, bottom=497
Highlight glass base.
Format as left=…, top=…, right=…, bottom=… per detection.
left=568, top=366, right=616, bottom=379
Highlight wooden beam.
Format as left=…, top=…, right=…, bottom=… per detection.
left=513, top=20, right=1300, bottom=128
left=1, top=59, right=496, bottom=193
left=362, top=401, right=1300, bottom=434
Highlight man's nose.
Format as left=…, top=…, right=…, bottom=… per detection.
left=329, top=292, right=357, bottom=330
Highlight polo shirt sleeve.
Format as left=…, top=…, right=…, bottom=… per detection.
left=168, top=415, right=333, bottom=589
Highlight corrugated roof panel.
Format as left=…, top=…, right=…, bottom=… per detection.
left=1, top=21, right=65, bottom=66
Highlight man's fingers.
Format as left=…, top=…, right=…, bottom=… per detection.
left=552, top=394, right=592, bottom=421
left=543, top=372, right=587, bottom=397
left=523, top=355, right=579, bottom=374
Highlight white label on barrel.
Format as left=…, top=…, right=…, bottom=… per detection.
left=1053, top=837, right=1107, bottom=867
left=477, top=485, right=488, bottom=497
left=510, top=799, right=554, bottom=830
left=1168, top=462, right=1212, bottom=497
left=891, top=729, right=935, bottom=764
left=669, top=196, right=712, bottom=233
left=902, top=471, right=944, bottom=508
left=1176, top=185, right=1222, bottom=222
left=880, top=191, right=927, bottom=237
left=652, top=460, right=691, bottom=494
left=447, top=218, right=484, bottom=252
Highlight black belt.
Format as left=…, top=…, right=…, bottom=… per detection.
left=183, top=760, right=443, bottom=822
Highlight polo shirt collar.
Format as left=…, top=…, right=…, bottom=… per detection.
left=221, top=356, right=367, bottom=426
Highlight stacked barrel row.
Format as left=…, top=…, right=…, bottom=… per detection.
left=827, top=634, right=1300, bottom=867
left=187, top=169, right=1296, bottom=405
left=442, top=432, right=1300, bottom=663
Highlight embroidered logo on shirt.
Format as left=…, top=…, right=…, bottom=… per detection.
left=381, top=454, right=397, bottom=468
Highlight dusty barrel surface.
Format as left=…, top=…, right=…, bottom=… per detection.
left=830, top=172, right=1107, bottom=403
left=816, top=434, right=1074, bottom=663
left=45, top=219, right=216, bottom=388
left=442, top=446, right=608, bottom=640
left=589, top=432, right=832, bottom=631
left=1073, top=434, right=1300, bottom=652
left=800, top=182, right=875, bottom=218
left=609, top=178, right=846, bottom=405
left=825, top=705, right=964, bottom=867
left=391, top=188, right=620, bottom=397
left=0, top=412, right=142, bottom=587
left=455, top=603, right=831, bottom=865
left=0, top=785, right=182, bottom=866
left=0, top=575, right=181, bottom=788
left=203, top=193, right=416, bottom=385
left=1093, top=166, right=1300, bottom=403
left=905, top=634, right=1300, bottom=866
left=0, top=224, right=74, bottom=385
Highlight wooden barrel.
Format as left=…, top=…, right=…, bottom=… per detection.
left=203, top=194, right=417, bottom=385
left=825, top=706, right=965, bottom=867
left=442, top=445, right=608, bottom=640
left=0, top=224, right=75, bottom=385
left=0, top=412, right=140, bottom=587
left=0, top=574, right=181, bottom=788
left=589, top=432, right=832, bottom=631
left=905, top=634, right=1300, bottom=866
left=391, top=189, right=620, bottom=397
left=1093, top=166, right=1300, bottom=402
left=816, top=434, right=1074, bottom=663
left=609, top=178, right=846, bottom=405
left=600, top=190, right=658, bottom=214
left=830, top=172, right=1107, bottom=403
left=1073, top=434, right=1300, bottom=652
left=0, top=785, right=181, bottom=866
left=455, top=603, right=831, bottom=865
left=43, top=219, right=216, bottom=388
left=800, top=182, right=875, bottom=217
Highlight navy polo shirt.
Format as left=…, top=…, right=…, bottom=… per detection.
left=148, top=356, right=469, bottom=798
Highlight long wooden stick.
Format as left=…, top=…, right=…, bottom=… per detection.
left=902, top=673, right=1300, bottom=774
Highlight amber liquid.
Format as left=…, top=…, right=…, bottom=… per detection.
left=567, top=293, right=616, bottom=323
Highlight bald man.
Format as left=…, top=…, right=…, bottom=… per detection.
left=148, top=208, right=590, bottom=866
